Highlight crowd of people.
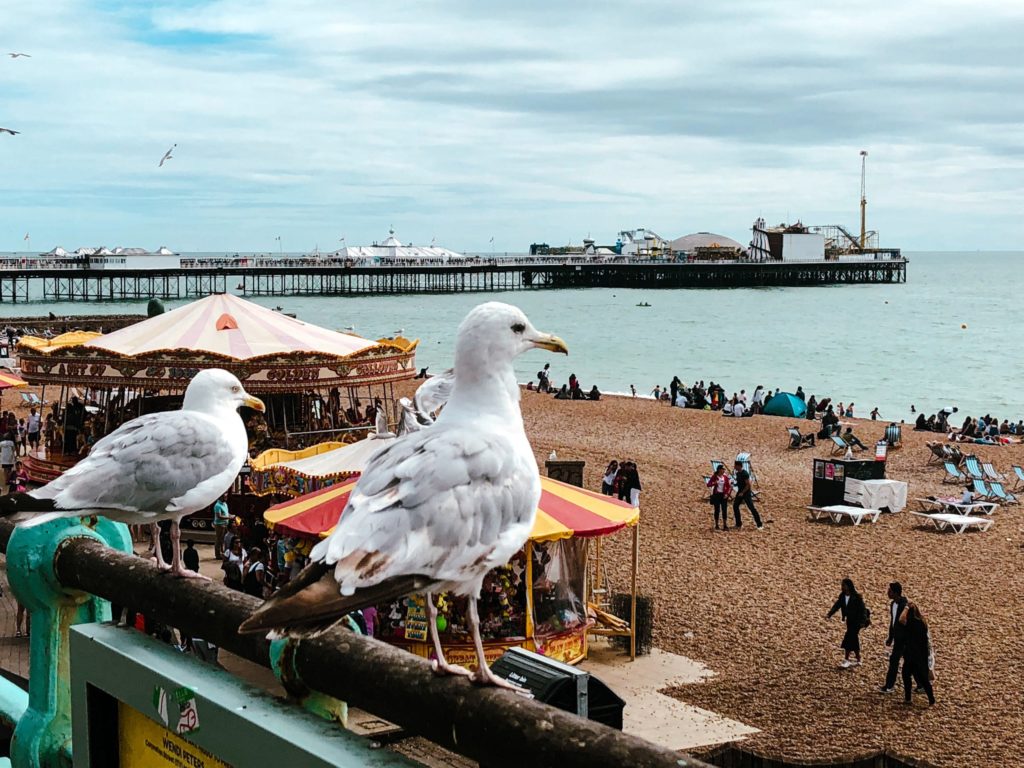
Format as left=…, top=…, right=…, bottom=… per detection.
left=532, top=364, right=601, bottom=401
left=826, top=579, right=935, bottom=706
left=915, top=409, right=1022, bottom=445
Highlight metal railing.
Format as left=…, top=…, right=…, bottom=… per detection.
left=0, top=516, right=704, bottom=768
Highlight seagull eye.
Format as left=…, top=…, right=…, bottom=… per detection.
left=511, top=323, right=525, bottom=334
left=232, top=386, right=241, bottom=393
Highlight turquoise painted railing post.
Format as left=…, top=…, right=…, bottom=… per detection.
left=6, top=518, right=132, bottom=768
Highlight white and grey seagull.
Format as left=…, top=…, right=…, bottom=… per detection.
left=240, top=302, right=567, bottom=688
left=0, top=128, right=19, bottom=136
left=7, top=53, right=31, bottom=58
left=158, top=143, right=176, bottom=167
left=1, top=369, right=264, bottom=578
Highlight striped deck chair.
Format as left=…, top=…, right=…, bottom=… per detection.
left=884, top=423, right=902, bottom=448
left=972, top=478, right=995, bottom=501
left=830, top=435, right=849, bottom=456
left=1012, top=465, right=1024, bottom=492
left=942, top=461, right=966, bottom=484
left=982, top=462, right=1005, bottom=482
left=963, top=455, right=985, bottom=481
left=988, top=482, right=1018, bottom=505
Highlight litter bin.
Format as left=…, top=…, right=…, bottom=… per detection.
left=489, top=647, right=625, bottom=730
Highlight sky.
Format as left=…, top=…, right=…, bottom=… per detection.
left=2, top=0, right=1023, bottom=252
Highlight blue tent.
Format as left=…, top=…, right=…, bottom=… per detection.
left=763, top=392, right=807, bottom=418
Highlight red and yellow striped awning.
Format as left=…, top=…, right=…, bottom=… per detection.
left=0, top=370, right=28, bottom=390
left=264, top=475, right=639, bottom=542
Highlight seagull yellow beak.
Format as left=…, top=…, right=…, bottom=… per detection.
left=243, top=394, right=266, bottom=412
left=531, top=333, right=569, bottom=355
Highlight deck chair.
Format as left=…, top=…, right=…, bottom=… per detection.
left=830, top=435, right=849, bottom=455
left=1012, top=465, right=1024, bottom=492
left=988, top=482, right=1018, bottom=505
left=972, top=478, right=994, bottom=501
left=19, top=392, right=32, bottom=405
left=27, top=393, right=47, bottom=406
left=926, top=443, right=950, bottom=466
left=734, top=452, right=758, bottom=485
left=788, top=427, right=814, bottom=449
left=963, top=455, right=985, bottom=481
left=982, top=462, right=1005, bottom=482
left=942, top=461, right=966, bottom=484
left=884, top=423, right=902, bottom=448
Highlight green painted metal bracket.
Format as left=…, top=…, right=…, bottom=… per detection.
left=269, top=636, right=349, bottom=727
left=6, top=517, right=131, bottom=768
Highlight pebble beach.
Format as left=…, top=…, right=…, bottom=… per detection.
left=519, top=391, right=1024, bottom=767
left=5, top=381, right=1022, bottom=766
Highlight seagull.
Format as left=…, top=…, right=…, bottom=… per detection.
left=0, top=128, right=19, bottom=136
left=413, top=368, right=455, bottom=424
left=1, top=369, right=264, bottom=578
left=239, top=302, right=568, bottom=688
left=7, top=53, right=31, bottom=58
left=158, top=144, right=176, bottom=167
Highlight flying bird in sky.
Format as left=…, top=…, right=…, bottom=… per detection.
left=7, top=53, right=31, bottom=58
left=0, top=128, right=19, bottom=136
left=240, top=302, right=568, bottom=688
left=1, top=369, right=264, bottom=578
left=158, top=144, right=176, bottom=167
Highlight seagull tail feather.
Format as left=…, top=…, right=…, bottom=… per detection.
left=238, top=561, right=436, bottom=635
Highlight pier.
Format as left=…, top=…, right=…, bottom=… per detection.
left=0, top=255, right=906, bottom=302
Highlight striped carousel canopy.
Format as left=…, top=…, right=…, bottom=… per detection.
left=265, top=474, right=639, bottom=542
left=81, top=293, right=377, bottom=361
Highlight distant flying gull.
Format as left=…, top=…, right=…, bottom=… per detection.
left=240, top=302, right=568, bottom=688
left=0, top=128, right=19, bottom=136
left=158, top=143, right=176, bottom=167
left=7, top=53, right=31, bottom=58
left=1, top=369, right=264, bottom=578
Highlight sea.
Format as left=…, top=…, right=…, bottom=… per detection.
left=0, top=251, right=1020, bottom=424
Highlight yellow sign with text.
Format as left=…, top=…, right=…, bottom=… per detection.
left=119, top=702, right=232, bottom=768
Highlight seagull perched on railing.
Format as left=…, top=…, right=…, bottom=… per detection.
left=0, top=369, right=264, bottom=578
left=158, top=143, right=176, bottom=167
left=240, top=302, right=567, bottom=688
left=0, top=128, right=19, bottom=136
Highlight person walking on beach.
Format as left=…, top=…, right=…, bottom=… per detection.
left=899, top=600, right=936, bottom=705
left=670, top=377, right=680, bottom=407
left=881, top=582, right=909, bottom=693
left=601, top=460, right=619, bottom=496
left=826, top=578, right=866, bottom=668
left=732, top=460, right=762, bottom=529
left=26, top=407, right=40, bottom=453
left=707, top=465, right=732, bottom=530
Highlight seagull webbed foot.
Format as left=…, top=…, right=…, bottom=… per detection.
left=430, top=658, right=473, bottom=678
left=170, top=566, right=210, bottom=580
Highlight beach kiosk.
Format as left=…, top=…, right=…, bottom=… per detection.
left=264, top=474, right=641, bottom=665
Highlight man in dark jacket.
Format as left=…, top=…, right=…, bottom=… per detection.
left=732, top=460, right=763, bottom=529
left=881, top=581, right=909, bottom=693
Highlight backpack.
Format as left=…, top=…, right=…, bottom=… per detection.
left=862, top=606, right=872, bottom=628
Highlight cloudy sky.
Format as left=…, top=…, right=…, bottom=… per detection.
left=2, top=1, right=1022, bottom=252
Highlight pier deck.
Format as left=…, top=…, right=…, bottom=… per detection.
left=0, top=257, right=907, bottom=302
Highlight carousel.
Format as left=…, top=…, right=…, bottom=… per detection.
left=256, top=438, right=641, bottom=665
left=16, top=294, right=418, bottom=482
